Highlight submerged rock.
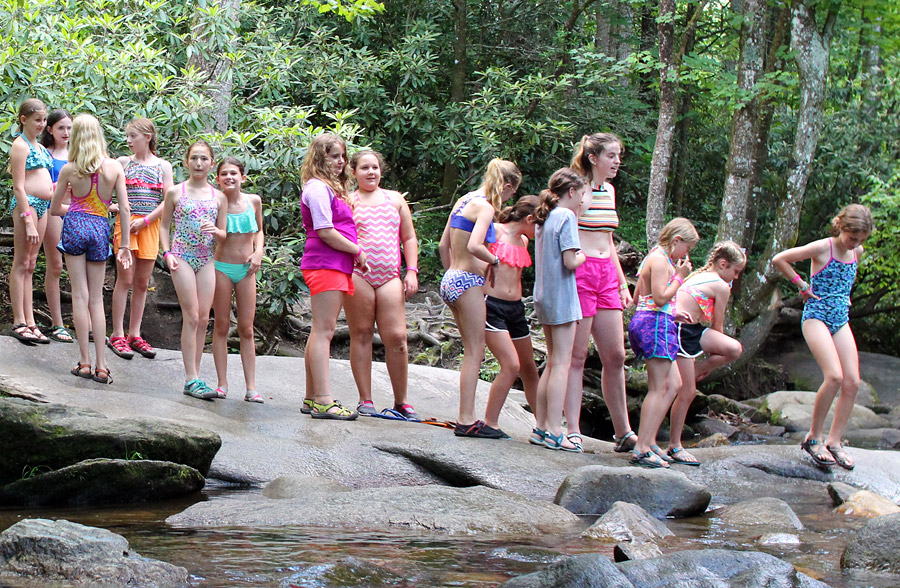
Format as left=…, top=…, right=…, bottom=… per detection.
left=582, top=501, right=673, bottom=543
left=282, top=556, right=406, bottom=587
left=834, top=490, right=900, bottom=518
left=715, top=497, right=803, bottom=531
left=501, top=553, right=632, bottom=588
left=0, top=518, right=188, bottom=587
left=842, top=512, right=900, bottom=574
left=756, top=533, right=801, bottom=546
left=0, top=458, right=204, bottom=507
left=262, top=475, right=350, bottom=499
left=554, top=466, right=710, bottom=518
left=695, top=432, right=730, bottom=447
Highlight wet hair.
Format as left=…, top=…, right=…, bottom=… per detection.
left=184, top=140, right=215, bottom=166
left=15, top=98, right=47, bottom=132
left=533, top=168, right=587, bottom=226
left=830, top=204, right=873, bottom=237
left=125, top=117, right=159, bottom=154
left=698, top=240, right=746, bottom=273
left=657, top=217, right=699, bottom=251
left=570, top=133, right=623, bottom=182
left=349, top=149, right=386, bottom=173
left=217, top=156, right=245, bottom=175
left=300, top=133, right=350, bottom=204
left=40, top=109, right=73, bottom=149
left=498, top=194, right=539, bottom=224
left=69, top=114, right=108, bottom=176
left=479, top=158, right=521, bottom=211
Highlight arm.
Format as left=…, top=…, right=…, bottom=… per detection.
left=466, top=200, right=499, bottom=265
left=50, top=166, right=72, bottom=217
left=438, top=214, right=453, bottom=270
left=709, top=283, right=730, bottom=332
left=112, top=163, right=133, bottom=269
left=201, top=190, right=229, bottom=243
left=772, top=239, right=828, bottom=301
left=609, top=232, right=632, bottom=307
left=248, top=193, right=265, bottom=273
left=395, top=192, right=419, bottom=298
left=649, top=255, right=689, bottom=308
left=159, top=186, right=179, bottom=271
left=130, top=160, right=174, bottom=232
left=10, top=140, right=40, bottom=243
left=563, top=248, right=587, bottom=270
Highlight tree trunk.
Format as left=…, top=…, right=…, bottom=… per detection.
left=187, top=0, right=241, bottom=133
left=717, top=0, right=765, bottom=245
left=440, top=0, right=468, bottom=203
left=595, top=1, right=611, bottom=53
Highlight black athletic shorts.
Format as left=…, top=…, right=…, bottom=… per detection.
left=677, top=322, right=706, bottom=358
left=485, top=296, right=530, bottom=340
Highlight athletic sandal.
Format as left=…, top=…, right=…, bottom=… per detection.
left=310, top=399, right=358, bottom=420
left=48, top=325, right=74, bottom=343
left=92, top=367, right=113, bottom=384
left=244, top=391, right=264, bottom=404
left=529, top=427, right=547, bottom=446
left=356, top=400, right=377, bottom=416
left=128, top=336, right=156, bottom=359
left=393, top=403, right=421, bottom=421
left=566, top=433, right=585, bottom=453
left=454, top=420, right=506, bottom=439
left=544, top=431, right=581, bottom=452
left=613, top=431, right=637, bottom=453
left=827, top=445, right=855, bottom=471
left=667, top=447, right=701, bottom=466
left=215, top=387, right=227, bottom=399
left=9, top=323, right=37, bottom=345
left=301, top=398, right=314, bottom=414
left=650, top=444, right=673, bottom=463
left=183, top=379, right=217, bottom=400
left=801, top=438, right=835, bottom=467
left=70, top=363, right=92, bottom=379
left=107, top=336, right=135, bottom=359
left=27, top=326, right=50, bottom=344
left=630, top=450, right=669, bottom=469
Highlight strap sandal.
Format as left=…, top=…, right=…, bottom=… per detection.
left=372, top=408, right=410, bottom=421
left=183, top=379, right=217, bottom=400
left=356, top=400, right=377, bottom=415
left=801, top=438, right=835, bottom=467
left=529, top=427, right=547, bottom=446
left=27, top=326, right=50, bottom=344
left=310, top=399, right=358, bottom=420
left=543, top=430, right=581, bottom=452
left=630, top=450, right=670, bottom=469
left=70, top=363, right=92, bottom=379
left=826, top=445, right=855, bottom=471
left=215, top=387, right=228, bottom=399
left=10, top=323, right=38, bottom=345
left=667, top=446, right=701, bottom=466
left=107, top=336, right=135, bottom=359
left=301, top=398, right=314, bottom=414
left=454, top=420, right=507, bottom=439
left=566, top=433, right=585, bottom=453
left=393, top=403, right=421, bottom=421
left=613, top=430, right=637, bottom=453
left=650, top=444, right=674, bottom=462
left=48, top=325, right=74, bottom=343
left=92, top=367, right=113, bottom=384
left=128, top=335, right=157, bottom=359
left=244, top=391, right=264, bottom=404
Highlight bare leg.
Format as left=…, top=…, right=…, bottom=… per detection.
left=565, top=316, right=593, bottom=437
left=65, top=254, right=92, bottom=366
left=87, top=261, right=109, bottom=372
left=592, top=309, right=632, bottom=438
left=447, top=285, right=487, bottom=425
left=233, top=272, right=258, bottom=392
left=170, top=261, right=201, bottom=380
left=801, top=319, right=845, bottom=443
left=194, top=263, right=217, bottom=373
left=212, top=269, right=234, bottom=391
left=825, top=325, right=860, bottom=445
left=110, top=258, right=135, bottom=338
left=694, top=328, right=743, bottom=381
left=43, top=214, right=66, bottom=328
left=485, top=329, right=520, bottom=428
left=373, top=278, right=408, bottom=405
left=538, top=322, right=578, bottom=449
left=635, top=358, right=680, bottom=455
left=306, top=290, right=344, bottom=402
left=670, top=356, right=697, bottom=456
left=127, top=258, right=156, bottom=338
left=343, top=275, right=376, bottom=403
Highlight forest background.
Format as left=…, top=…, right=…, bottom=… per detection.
left=1, top=0, right=899, bottom=367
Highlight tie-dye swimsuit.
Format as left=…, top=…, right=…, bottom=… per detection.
left=171, top=184, right=218, bottom=272
left=57, top=169, right=113, bottom=262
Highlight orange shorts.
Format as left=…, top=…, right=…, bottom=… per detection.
left=302, top=268, right=355, bottom=296
left=114, top=215, right=160, bottom=260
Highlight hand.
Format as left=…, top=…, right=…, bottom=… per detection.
left=109, top=203, right=119, bottom=214
left=129, top=217, right=145, bottom=233
left=675, top=257, right=692, bottom=278
left=800, top=285, right=820, bottom=301
left=117, top=248, right=133, bottom=270
left=199, top=221, right=218, bottom=235
left=620, top=287, right=633, bottom=308
left=675, top=309, right=694, bottom=323
left=25, top=219, right=39, bottom=244
left=166, top=253, right=179, bottom=272
left=485, top=262, right=496, bottom=288
left=404, top=270, right=419, bottom=300
left=354, top=249, right=368, bottom=273
left=247, top=251, right=263, bottom=275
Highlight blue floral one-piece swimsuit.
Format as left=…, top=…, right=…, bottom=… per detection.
left=801, top=239, right=857, bottom=335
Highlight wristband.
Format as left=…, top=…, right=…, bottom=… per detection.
left=791, top=275, right=802, bottom=285
left=144, top=216, right=151, bottom=227
left=163, top=250, right=171, bottom=259
left=118, top=246, right=130, bottom=250
left=406, top=267, right=419, bottom=273
left=618, top=283, right=629, bottom=291
left=491, top=256, right=500, bottom=266
left=19, top=211, right=31, bottom=218
left=671, top=274, right=684, bottom=286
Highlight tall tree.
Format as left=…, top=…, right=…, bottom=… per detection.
left=187, top=0, right=241, bottom=132
left=439, top=0, right=467, bottom=203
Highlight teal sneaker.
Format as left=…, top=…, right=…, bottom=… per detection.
left=183, top=379, right=217, bottom=400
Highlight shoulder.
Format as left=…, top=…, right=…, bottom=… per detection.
left=303, top=177, right=330, bottom=197
left=158, top=158, right=175, bottom=173
left=246, top=192, right=262, bottom=205
left=384, top=189, right=405, bottom=206
left=165, top=183, right=181, bottom=201
left=9, top=136, right=27, bottom=155
left=605, top=182, right=616, bottom=202
left=116, top=155, right=130, bottom=167
left=104, top=158, right=125, bottom=174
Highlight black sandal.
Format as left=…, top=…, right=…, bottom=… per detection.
left=801, top=438, right=835, bottom=467
left=27, top=325, right=50, bottom=344
left=827, top=445, right=855, bottom=471
left=92, top=367, right=113, bottom=384
left=9, top=323, right=38, bottom=345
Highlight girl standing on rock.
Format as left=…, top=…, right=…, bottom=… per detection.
left=51, top=114, right=132, bottom=383
left=567, top=133, right=636, bottom=453
left=41, top=108, right=74, bottom=343
left=108, top=118, right=174, bottom=360
left=8, top=99, right=54, bottom=345
left=299, top=133, right=365, bottom=420
left=531, top=168, right=588, bottom=451
left=773, top=204, right=873, bottom=471
left=159, top=140, right=227, bottom=399
left=628, top=218, right=697, bottom=468
left=343, top=150, right=419, bottom=419
left=438, top=158, right=521, bottom=438
left=483, top=194, right=540, bottom=438
left=667, top=241, right=746, bottom=466
left=211, top=157, right=265, bottom=403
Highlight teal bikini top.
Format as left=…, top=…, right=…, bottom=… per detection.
left=226, top=197, right=259, bottom=234
left=17, top=133, right=52, bottom=171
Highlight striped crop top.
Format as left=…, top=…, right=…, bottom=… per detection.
left=124, top=158, right=165, bottom=216
left=578, top=183, right=619, bottom=232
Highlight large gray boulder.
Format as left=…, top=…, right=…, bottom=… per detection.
left=842, top=427, right=900, bottom=450
left=842, top=512, right=900, bottom=573
left=168, top=484, right=582, bottom=536
left=715, top=497, right=804, bottom=531
left=0, top=518, right=188, bottom=587
left=582, top=502, right=674, bottom=543
left=555, top=466, right=711, bottom=518
left=501, top=553, right=633, bottom=588
left=0, top=398, right=220, bottom=484
left=0, top=458, right=204, bottom=507
left=762, top=391, right=891, bottom=432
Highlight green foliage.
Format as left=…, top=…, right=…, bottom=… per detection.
left=21, top=464, right=51, bottom=479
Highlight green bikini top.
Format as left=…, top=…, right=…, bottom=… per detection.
left=226, top=197, right=258, bottom=234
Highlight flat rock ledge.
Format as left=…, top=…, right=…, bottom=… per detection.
left=842, top=512, right=900, bottom=574
left=0, top=518, right=188, bottom=587
left=167, top=484, right=582, bottom=536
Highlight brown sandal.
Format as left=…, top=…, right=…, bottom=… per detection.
left=92, top=367, right=113, bottom=384
left=71, top=363, right=92, bottom=379
left=827, top=445, right=855, bottom=471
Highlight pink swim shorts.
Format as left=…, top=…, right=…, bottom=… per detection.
left=575, top=256, right=622, bottom=317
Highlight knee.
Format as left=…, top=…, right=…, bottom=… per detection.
left=46, top=257, right=63, bottom=277
left=726, top=341, right=743, bottom=362
left=823, top=371, right=843, bottom=390
left=236, top=322, right=255, bottom=341
left=843, top=375, right=860, bottom=395
left=501, top=357, right=521, bottom=376
left=569, top=345, right=589, bottom=369
left=213, top=318, right=230, bottom=336
left=351, top=323, right=375, bottom=343
left=132, top=278, right=148, bottom=295
left=117, top=273, right=134, bottom=290
left=182, top=311, right=200, bottom=330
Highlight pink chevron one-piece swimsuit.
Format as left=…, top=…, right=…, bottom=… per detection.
left=352, top=189, right=401, bottom=288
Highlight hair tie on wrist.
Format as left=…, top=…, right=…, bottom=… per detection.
left=407, top=267, right=419, bottom=273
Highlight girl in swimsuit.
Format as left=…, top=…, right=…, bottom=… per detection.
left=50, top=114, right=132, bottom=384
left=483, top=195, right=540, bottom=438
left=343, top=150, right=420, bottom=419
left=159, top=141, right=227, bottom=399
left=666, top=241, right=746, bottom=466
left=210, top=157, right=265, bottom=403
left=773, top=204, right=873, bottom=471
left=300, top=133, right=367, bottom=420
left=41, top=109, right=74, bottom=343
left=8, top=99, right=53, bottom=345
left=567, top=133, right=636, bottom=453
left=438, top=158, right=520, bottom=438
left=628, top=218, right=697, bottom=468
left=531, top=169, right=588, bottom=451
left=108, top=118, right=175, bottom=360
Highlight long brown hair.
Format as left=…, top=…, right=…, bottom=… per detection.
left=126, top=117, right=159, bottom=154
left=830, top=204, right=873, bottom=236
left=533, top=168, right=587, bottom=226
left=498, top=194, right=539, bottom=224
left=40, top=108, right=73, bottom=149
left=15, top=98, right=47, bottom=133
left=479, top=158, right=521, bottom=211
left=300, top=133, right=350, bottom=204
left=697, top=240, right=746, bottom=273
left=570, top=132, right=623, bottom=183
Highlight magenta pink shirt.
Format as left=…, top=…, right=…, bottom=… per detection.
left=300, top=178, right=358, bottom=273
